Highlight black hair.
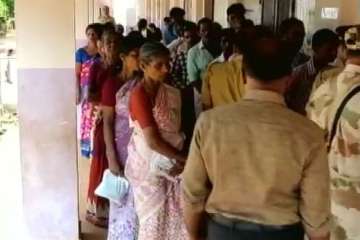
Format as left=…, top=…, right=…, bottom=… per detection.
left=116, top=24, right=124, bottom=34
left=213, top=22, right=223, bottom=33
left=138, top=18, right=148, bottom=30
left=149, top=23, right=156, bottom=29
left=197, top=17, right=213, bottom=28
left=169, top=7, right=185, bottom=18
left=347, top=49, right=360, bottom=57
left=86, top=23, right=104, bottom=38
left=312, top=28, right=339, bottom=49
left=278, top=17, right=304, bottom=36
left=101, top=29, right=119, bottom=42
left=233, top=25, right=258, bottom=53
left=243, top=19, right=254, bottom=28
left=227, top=3, right=246, bottom=17
left=103, top=22, right=116, bottom=33
left=127, top=30, right=145, bottom=40
left=119, top=35, right=145, bottom=55
left=164, top=17, right=171, bottom=23
left=243, top=33, right=292, bottom=82
left=140, top=41, right=170, bottom=65
left=183, top=21, right=197, bottom=32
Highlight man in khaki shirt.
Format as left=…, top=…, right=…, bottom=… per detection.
left=182, top=34, right=330, bottom=240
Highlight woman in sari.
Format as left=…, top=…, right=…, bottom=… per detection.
left=86, top=30, right=120, bottom=228
left=102, top=35, right=145, bottom=240
left=76, top=23, right=103, bottom=158
left=125, top=42, right=189, bottom=240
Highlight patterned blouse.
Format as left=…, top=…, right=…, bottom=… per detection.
left=170, top=51, right=188, bottom=89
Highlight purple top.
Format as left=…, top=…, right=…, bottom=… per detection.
left=114, top=79, right=139, bottom=165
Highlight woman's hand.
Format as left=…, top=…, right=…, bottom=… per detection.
left=107, top=149, right=122, bottom=176
left=108, top=160, right=122, bottom=176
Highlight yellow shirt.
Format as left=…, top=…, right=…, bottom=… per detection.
left=201, top=55, right=245, bottom=109
left=182, top=89, right=330, bottom=237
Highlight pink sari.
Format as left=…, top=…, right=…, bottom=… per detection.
left=125, top=84, right=189, bottom=240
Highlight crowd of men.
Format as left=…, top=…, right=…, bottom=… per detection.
left=93, top=3, right=360, bottom=240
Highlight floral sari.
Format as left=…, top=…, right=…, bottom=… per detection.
left=107, top=79, right=139, bottom=240
left=125, top=83, right=189, bottom=240
left=80, top=57, right=100, bottom=158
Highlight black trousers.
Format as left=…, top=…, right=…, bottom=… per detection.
left=207, top=217, right=304, bottom=240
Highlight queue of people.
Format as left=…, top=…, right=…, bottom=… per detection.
left=75, top=3, right=360, bottom=240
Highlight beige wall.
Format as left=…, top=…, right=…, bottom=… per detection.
left=339, top=0, right=360, bottom=25
left=17, top=0, right=76, bottom=69
left=75, top=0, right=90, bottom=43
left=188, top=0, right=213, bottom=22
left=314, top=0, right=360, bottom=31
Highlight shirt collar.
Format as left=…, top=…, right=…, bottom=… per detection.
left=344, top=64, right=360, bottom=74
left=210, top=53, right=225, bottom=64
left=244, top=89, right=286, bottom=106
left=228, top=53, right=243, bottom=62
left=198, top=40, right=206, bottom=50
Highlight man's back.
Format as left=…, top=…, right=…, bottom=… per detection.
left=183, top=90, right=329, bottom=230
left=201, top=56, right=245, bottom=109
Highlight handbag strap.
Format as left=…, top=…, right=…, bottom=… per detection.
left=328, top=85, right=360, bottom=151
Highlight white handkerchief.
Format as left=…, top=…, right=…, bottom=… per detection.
left=95, top=169, right=129, bottom=204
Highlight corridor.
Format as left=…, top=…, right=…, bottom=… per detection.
left=6, top=0, right=360, bottom=240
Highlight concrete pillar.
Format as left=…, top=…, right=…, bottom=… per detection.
left=16, top=0, right=79, bottom=239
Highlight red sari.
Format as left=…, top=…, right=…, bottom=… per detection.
left=86, top=64, right=115, bottom=228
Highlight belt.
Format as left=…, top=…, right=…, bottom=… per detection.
left=210, top=214, right=302, bottom=232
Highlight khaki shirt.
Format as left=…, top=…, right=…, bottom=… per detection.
left=307, top=64, right=360, bottom=238
left=201, top=55, right=245, bottom=109
left=182, top=89, right=330, bottom=237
